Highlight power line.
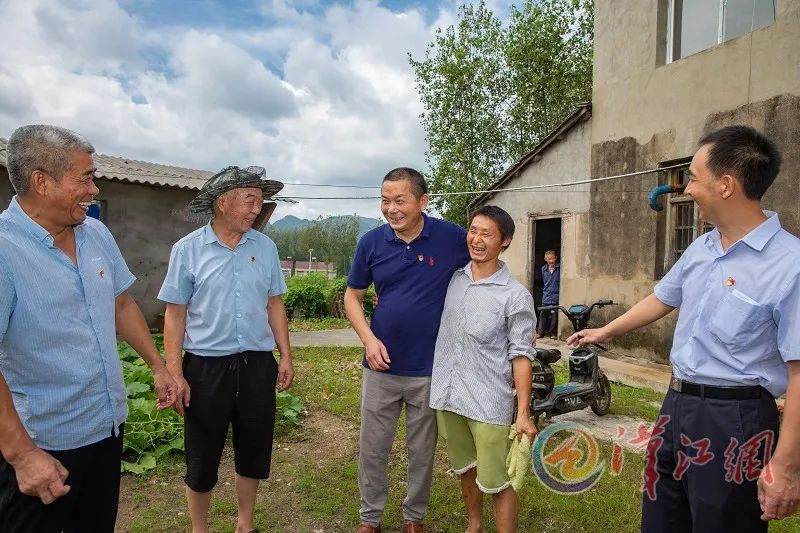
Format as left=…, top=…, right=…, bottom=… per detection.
left=283, top=182, right=379, bottom=189
left=274, top=163, right=688, bottom=201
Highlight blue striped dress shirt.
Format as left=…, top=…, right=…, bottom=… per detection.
left=430, top=262, right=536, bottom=425
left=0, top=197, right=134, bottom=450
left=654, top=211, right=800, bottom=397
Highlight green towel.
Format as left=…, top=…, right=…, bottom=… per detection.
left=506, top=425, right=532, bottom=491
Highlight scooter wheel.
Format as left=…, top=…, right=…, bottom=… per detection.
left=591, top=371, right=612, bottom=416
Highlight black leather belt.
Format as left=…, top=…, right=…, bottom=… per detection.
left=670, top=376, right=764, bottom=400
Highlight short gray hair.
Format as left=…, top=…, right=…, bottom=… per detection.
left=7, top=125, right=95, bottom=196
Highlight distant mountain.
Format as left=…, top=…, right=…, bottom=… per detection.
left=268, top=215, right=381, bottom=238
left=269, top=215, right=307, bottom=231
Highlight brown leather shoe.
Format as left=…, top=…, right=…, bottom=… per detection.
left=403, top=522, right=424, bottom=533
left=356, top=524, right=381, bottom=533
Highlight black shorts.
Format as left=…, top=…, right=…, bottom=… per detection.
left=183, top=350, right=278, bottom=492
left=0, top=426, right=123, bottom=533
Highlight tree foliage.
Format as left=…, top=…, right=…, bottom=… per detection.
left=266, top=215, right=361, bottom=277
left=410, top=0, right=594, bottom=226
left=409, top=2, right=508, bottom=228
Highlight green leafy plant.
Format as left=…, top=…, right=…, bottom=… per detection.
left=284, top=282, right=328, bottom=318
left=118, top=341, right=183, bottom=475
left=284, top=275, right=375, bottom=319
left=276, top=391, right=304, bottom=431
left=118, top=338, right=306, bottom=475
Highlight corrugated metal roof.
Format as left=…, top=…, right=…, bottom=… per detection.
left=0, top=137, right=212, bottom=191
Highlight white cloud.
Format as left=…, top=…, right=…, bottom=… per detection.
left=168, top=30, right=297, bottom=120
left=0, top=0, right=459, bottom=219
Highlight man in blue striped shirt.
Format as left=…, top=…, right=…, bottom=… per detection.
left=430, top=205, right=537, bottom=533
left=0, top=125, right=176, bottom=533
left=570, top=126, right=800, bottom=531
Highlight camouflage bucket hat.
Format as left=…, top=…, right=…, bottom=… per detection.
left=189, top=165, right=284, bottom=214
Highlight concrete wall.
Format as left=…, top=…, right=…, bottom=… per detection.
left=485, top=118, right=592, bottom=298
left=97, top=179, right=202, bottom=328
left=593, top=0, right=800, bottom=147
left=580, top=0, right=800, bottom=362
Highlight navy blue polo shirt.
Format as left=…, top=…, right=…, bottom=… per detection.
left=348, top=213, right=470, bottom=376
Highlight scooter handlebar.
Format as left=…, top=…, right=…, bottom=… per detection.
left=537, top=305, right=562, bottom=311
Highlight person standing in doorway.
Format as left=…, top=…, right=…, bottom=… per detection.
left=536, top=250, right=560, bottom=338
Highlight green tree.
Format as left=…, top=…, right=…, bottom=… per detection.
left=505, top=0, right=594, bottom=158
left=266, top=215, right=360, bottom=277
left=409, top=0, right=594, bottom=225
left=409, top=1, right=508, bottom=227
left=304, top=215, right=359, bottom=277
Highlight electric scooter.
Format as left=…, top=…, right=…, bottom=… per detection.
left=528, top=299, right=615, bottom=426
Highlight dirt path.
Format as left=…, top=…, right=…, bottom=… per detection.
left=549, top=409, right=652, bottom=452
left=116, top=409, right=358, bottom=532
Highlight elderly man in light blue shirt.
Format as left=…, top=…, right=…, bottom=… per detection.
left=158, top=166, right=293, bottom=533
left=0, top=125, right=175, bottom=533
left=570, top=126, right=800, bottom=532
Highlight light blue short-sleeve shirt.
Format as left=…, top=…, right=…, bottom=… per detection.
left=0, top=197, right=134, bottom=450
left=158, top=224, right=287, bottom=357
left=654, top=211, right=800, bottom=397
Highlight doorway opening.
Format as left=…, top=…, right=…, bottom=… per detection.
left=531, top=217, right=562, bottom=310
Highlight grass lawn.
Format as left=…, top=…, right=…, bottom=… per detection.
left=118, top=347, right=800, bottom=532
left=551, top=363, right=666, bottom=421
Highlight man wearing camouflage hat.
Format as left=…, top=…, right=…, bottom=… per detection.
left=158, top=166, right=293, bottom=533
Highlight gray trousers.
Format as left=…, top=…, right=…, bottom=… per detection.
left=358, top=368, right=437, bottom=525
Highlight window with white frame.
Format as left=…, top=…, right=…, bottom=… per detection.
left=663, top=166, right=714, bottom=273
left=666, top=0, right=776, bottom=62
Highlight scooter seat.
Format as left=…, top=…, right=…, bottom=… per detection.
left=535, top=348, right=562, bottom=364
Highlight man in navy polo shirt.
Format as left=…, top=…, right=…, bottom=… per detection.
left=345, top=167, right=470, bottom=533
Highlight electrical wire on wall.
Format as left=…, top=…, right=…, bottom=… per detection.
left=274, top=162, right=688, bottom=201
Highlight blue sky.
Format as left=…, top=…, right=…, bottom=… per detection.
left=0, top=0, right=512, bottom=218
left=119, top=1, right=447, bottom=29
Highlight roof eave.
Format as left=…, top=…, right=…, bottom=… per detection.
left=468, top=102, right=592, bottom=210
left=95, top=175, right=204, bottom=191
